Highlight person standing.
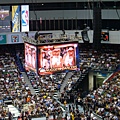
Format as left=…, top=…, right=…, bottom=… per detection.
left=57, top=109, right=63, bottom=120
left=53, top=111, right=56, bottom=120
left=46, top=111, right=49, bottom=120
left=64, top=112, right=68, bottom=120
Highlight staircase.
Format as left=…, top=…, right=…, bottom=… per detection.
left=7, top=105, right=21, bottom=118
left=22, top=72, right=36, bottom=95
left=15, top=54, right=25, bottom=72
left=72, top=69, right=89, bottom=98
left=60, top=72, right=74, bottom=93
left=27, top=72, right=40, bottom=94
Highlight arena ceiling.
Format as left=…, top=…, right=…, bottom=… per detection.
left=0, top=0, right=119, bottom=4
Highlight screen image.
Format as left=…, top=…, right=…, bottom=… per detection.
left=101, top=32, right=109, bottom=41
left=38, top=43, right=79, bottom=75
left=25, top=43, right=37, bottom=72
left=0, top=6, right=10, bottom=32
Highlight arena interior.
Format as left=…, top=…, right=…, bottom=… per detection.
left=0, top=0, right=120, bottom=120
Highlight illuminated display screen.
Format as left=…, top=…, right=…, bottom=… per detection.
left=25, top=43, right=37, bottom=72
left=38, top=43, right=79, bottom=75
left=0, top=6, right=10, bottom=32
left=101, top=32, right=109, bottom=41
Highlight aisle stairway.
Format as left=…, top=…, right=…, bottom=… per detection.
left=15, top=54, right=25, bottom=72
left=71, top=69, right=89, bottom=97
left=7, top=105, right=21, bottom=118
left=60, top=72, right=74, bottom=93
left=27, top=72, right=40, bottom=94
left=22, top=72, right=36, bottom=95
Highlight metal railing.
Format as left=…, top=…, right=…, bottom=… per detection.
left=22, top=35, right=81, bottom=45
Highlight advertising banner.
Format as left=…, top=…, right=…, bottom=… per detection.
left=7, top=33, right=23, bottom=44
left=0, top=6, right=10, bottom=32
left=21, top=5, right=29, bottom=32
left=11, top=35, right=19, bottom=43
left=0, top=34, right=6, bottom=44
left=12, top=5, right=20, bottom=32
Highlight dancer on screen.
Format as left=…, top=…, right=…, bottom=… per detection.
left=28, top=47, right=32, bottom=66
left=63, top=47, right=75, bottom=67
left=50, top=48, right=63, bottom=68
left=31, top=48, right=36, bottom=68
left=41, top=51, right=49, bottom=69
left=25, top=44, right=29, bottom=64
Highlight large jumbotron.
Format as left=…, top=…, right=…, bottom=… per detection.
left=22, top=34, right=80, bottom=75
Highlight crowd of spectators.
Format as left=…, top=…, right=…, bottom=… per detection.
left=61, top=44, right=120, bottom=102
left=57, top=45, right=120, bottom=120
left=17, top=44, right=120, bottom=120
left=0, top=44, right=120, bottom=120
left=80, top=48, right=120, bottom=72
left=57, top=71, right=120, bottom=120
left=0, top=52, right=23, bottom=119
left=27, top=71, right=66, bottom=93
left=0, top=51, right=65, bottom=119
left=82, top=71, right=120, bottom=120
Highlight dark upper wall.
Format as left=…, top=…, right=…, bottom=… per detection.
left=1, top=1, right=120, bottom=10
left=1, top=0, right=120, bottom=31
left=0, top=0, right=117, bottom=4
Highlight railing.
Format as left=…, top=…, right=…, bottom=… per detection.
left=103, top=73, right=113, bottom=84
left=22, top=35, right=80, bottom=45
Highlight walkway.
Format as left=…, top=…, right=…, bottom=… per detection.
left=60, top=72, right=73, bottom=93
left=21, top=72, right=36, bottom=95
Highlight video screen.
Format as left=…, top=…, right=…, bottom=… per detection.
left=0, top=6, right=10, bottom=32
left=38, top=43, right=79, bottom=75
left=25, top=43, right=37, bottom=72
left=101, top=32, right=109, bottom=41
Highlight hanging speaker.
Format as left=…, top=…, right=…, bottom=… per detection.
left=75, top=31, right=79, bottom=38
left=81, top=30, right=90, bottom=43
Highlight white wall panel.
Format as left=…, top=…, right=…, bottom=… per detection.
left=7, top=9, right=120, bottom=20
left=29, top=9, right=120, bottom=20
left=102, top=10, right=120, bottom=19
left=29, top=10, right=93, bottom=20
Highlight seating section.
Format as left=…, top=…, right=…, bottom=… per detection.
left=80, top=48, right=120, bottom=72
left=83, top=71, right=120, bottom=119
left=0, top=44, right=120, bottom=119
left=16, top=53, right=25, bottom=72
left=0, top=51, right=64, bottom=119
left=27, top=71, right=66, bottom=94
left=0, top=53, right=25, bottom=119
